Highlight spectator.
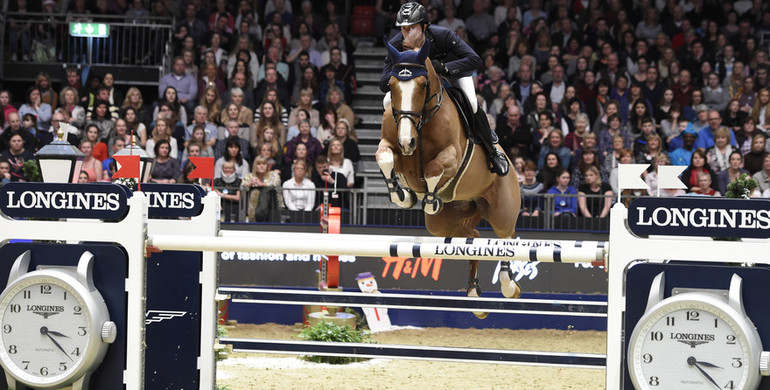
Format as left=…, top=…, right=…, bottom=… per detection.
left=752, top=154, right=770, bottom=197
left=0, top=112, right=36, bottom=152
left=150, top=139, right=180, bottom=183
left=214, top=136, right=249, bottom=179
left=223, top=72, right=256, bottom=110
left=8, top=0, right=31, bottom=62
left=547, top=168, right=579, bottom=217
left=597, top=113, right=632, bottom=160
left=646, top=153, right=686, bottom=197
left=153, top=87, right=188, bottom=128
left=716, top=151, right=748, bottom=195
left=497, top=104, right=534, bottom=161
left=35, top=72, right=58, bottom=111
left=722, top=100, right=748, bottom=134
left=680, top=149, right=718, bottom=192
left=737, top=76, right=756, bottom=113
left=736, top=117, right=759, bottom=156
left=287, top=34, right=323, bottom=69
left=286, top=109, right=316, bottom=141
left=565, top=113, right=590, bottom=152
left=282, top=160, right=315, bottom=211
left=519, top=161, right=543, bottom=217
left=697, top=110, right=738, bottom=151
left=243, top=155, right=283, bottom=222
left=578, top=166, right=613, bottom=218
left=325, top=87, right=354, bottom=132
left=178, top=2, right=208, bottom=47
left=122, top=107, right=147, bottom=149
left=319, top=47, right=354, bottom=103
left=743, top=134, right=767, bottom=175
left=182, top=126, right=214, bottom=163
left=86, top=87, right=121, bottom=122
left=0, top=90, right=18, bottom=125
left=227, top=37, right=260, bottom=79
left=102, top=137, right=126, bottom=179
left=122, top=87, right=151, bottom=130
left=18, top=86, right=52, bottom=135
left=83, top=124, right=108, bottom=162
left=702, top=72, right=731, bottom=112
left=258, top=46, right=290, bottom=83
left=185, top=106, right=218, bottom=148
left=604, top=135, right=628, bottom=174
left=213, top=161, right=242, bottom=222
left=670, top=124, right=698, bottom=166
left=218, top=102, right=251, bottom=141
left=284, top=118, right=322, bottom=165
left=60, top=87, right=86, bottom=130
left=159, top=57, right=198, bottom=117
left=101, top=73, right=123, bottom=107
left=571, top=147, right=604, bottom=189
left=537, top=152, right=563, bottom=191
left=77, top=141, right=103, bottom=183
left=537, top=129, right=571, bottom=170
left=201, top=86, right=224, bottom=126
left=316, top=106, right=337, bottom=148
left=197, top=63, right=227, bottom=101
left=706, top=127, right=735, bottom=174
left=215, top=120, right=250, bottom=162
left=252, top=101, right=286, bottom=150
left=257, top=126, right=282, bottom=171
left=632, top=117, right=657, bottom=157
left=690, top=172, right=720, bottom=196
left=331, top=118, right=360, bottom=164
left=146, top=118, right=179, bottom=160
left=326, top=138, right=355, bottom=188
left=0, top=159, right=12, bottom=185
left=86, top=100, right=115, bottom=143
left=254, top=67, right=291, bottom=109
left=228, top=58, right=257, bottom=92
left=753, top=88, right=770, bottom=133
left=660, top=103, right=684, bottom=146
left=609, top=148, right=635, bottom=197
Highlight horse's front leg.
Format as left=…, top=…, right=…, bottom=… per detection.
left=376, top=140, right=416, bottom=208
left=422, top=145, right=458, bottom=215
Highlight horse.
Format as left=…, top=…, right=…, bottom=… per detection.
left=376, top=37, right=522, bottom=318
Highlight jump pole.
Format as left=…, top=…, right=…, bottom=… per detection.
left=148, top=233, right=605, bottom=263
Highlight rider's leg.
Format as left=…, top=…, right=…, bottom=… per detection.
left=382, top=91, right=392, bottom=110
left=454, top=77, right=509, bottom=176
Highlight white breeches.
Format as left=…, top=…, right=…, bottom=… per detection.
left=383, top=75, right=478, bottom=113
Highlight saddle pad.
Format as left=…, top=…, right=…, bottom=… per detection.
left=445, top=86, right=481, bottom=145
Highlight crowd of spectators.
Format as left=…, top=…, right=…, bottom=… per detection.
left=3, top=0, right=770, bottom=222
left=2, top=0, right=362, bottom=221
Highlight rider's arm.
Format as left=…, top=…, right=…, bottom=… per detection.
left=432, top=27, right=482, bottom=77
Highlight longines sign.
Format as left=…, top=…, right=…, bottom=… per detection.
left=0, top=182, right=130, bottom=219
left=628, top=197, right=770, bottom=239
left=141, top=184, right=205, bottom=218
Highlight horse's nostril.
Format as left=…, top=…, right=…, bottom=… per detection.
left=409, top=138, right=416, bottom=149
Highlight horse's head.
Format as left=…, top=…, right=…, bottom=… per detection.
left=386, top=38, right=433, bottom=156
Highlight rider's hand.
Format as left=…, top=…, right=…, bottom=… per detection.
left=431, top=60, right=448, bottom=76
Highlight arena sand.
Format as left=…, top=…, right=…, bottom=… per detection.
left=216, top=323, right=607, bottom=389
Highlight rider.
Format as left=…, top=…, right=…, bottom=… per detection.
left=379, top=2, right=510, bottom=176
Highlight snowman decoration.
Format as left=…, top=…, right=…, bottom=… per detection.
left=356, top=272, right=392, bottom=333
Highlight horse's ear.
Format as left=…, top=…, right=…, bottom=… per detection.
left=417, top=38, right=431, bottom=64
left=385, top=39, right=400, bottom=61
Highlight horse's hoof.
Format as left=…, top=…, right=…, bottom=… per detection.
left=422, top=197, right=443, bottom=215
left=499, top=265, right=522, bottom=298
left=467, top=283, right=489, bottom=319
left=391, top=188, right=416, bottom=208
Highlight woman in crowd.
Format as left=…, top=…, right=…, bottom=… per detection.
left=0, top=90, right=18, bottom=124
left=332, top=118, right=360, bottom=164
left=537, top=152, right=563, bottom=191
left=546, top=169, right=578, bottom=217
left=327, top=138, right=355, bottom=188
left=0, top=134, right=34, bottom=181
left=213, top=161, right=242, bottom=222
left=197, top=63, right=227, bottom=101
left=282, top=160, right=315, bottom=211
left=571, top=148, right=604, bottom=189
left=743, top=133, right=767, bottom=175
left=706, top=127, right=734, bottom=174
left=60, top=87, right=86, bottom=130
left=722, top=99, right=747, bottom=134
left=646, top=153, right=685, bottom=197
left=325, top=86, right=354, bottom=131
left=78, top=140, right=103, bottom=182
left=736, top=117, right=759, bottom=156
left=289, top=88, right=321, bottom=129
left=83, top=124, right=108, bottom=162
left=252, top=101, right=286, bottom=150
left=121, top=87, right=151, bottom=128
left=565, top=113, right=590, bottom=153
left=538, top=129, right=571, bottom=170
left=18, top=86, right=52, bottom=135
left=214, top=137, right=249, bottom=179
left=218, top=103, right=251, bottom=142
left=316, top=106, right=337, bottom=147
left=286, top=109, right=316, bottom=141
left=680, top=149, right=718, bottom=192
left=752, top=88, right=770, bottom=133
left=153, top=87, right=188, bottom=126
left=603, top=134, right=627, bottom=174
left=150, top=139, right=180, bottom=183
left=519, top=161, right=543, bottom=217
left=35, top=72, right=57, bottom=110
left=201, top=86, right=223, bottom=126
left=609, top=148, right=635, bottom=199
left=243, top=155, right=284, bottom=221
left=122, top=107, right=147, bottom=148
left=716, top=151, right=748, bottom=195
left=146, top=118, right=179, bottom=159
left=578, top=166, right=613, bottom=219
left=86, top=100, right=115, bottom=142
left=635, top=134, right=665, bottom=170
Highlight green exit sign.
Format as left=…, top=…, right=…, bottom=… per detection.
left=69, top=23, right=110, bottom=38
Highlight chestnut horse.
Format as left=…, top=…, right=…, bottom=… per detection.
left=376, top=38, right=522, bottom=318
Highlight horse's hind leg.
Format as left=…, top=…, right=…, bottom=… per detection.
left=425, top=203, right=488, bottom=319
left=479, top=174, right=523, bottom=299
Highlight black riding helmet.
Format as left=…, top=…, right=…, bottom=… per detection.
left=395, top=2, right=428, bottom=27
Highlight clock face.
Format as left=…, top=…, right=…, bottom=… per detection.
left=628, top=298, right=755, bottom=390
left=0, top=275, right=91, bottom=386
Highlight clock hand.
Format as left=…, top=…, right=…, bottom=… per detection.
left=687, top=357, right=721, bottom=390
left=46, top=329, right=70, bottom=338
left=40, top=327, right=74, bottom=362
left=693, top=359, right=722, bottom=369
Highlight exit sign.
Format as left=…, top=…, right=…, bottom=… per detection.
left=69, top=22, right=110, bottom=38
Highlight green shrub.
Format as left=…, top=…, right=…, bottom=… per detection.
left=298, top=321, right=375, bottom=364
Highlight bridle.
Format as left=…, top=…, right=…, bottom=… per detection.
left=390, top=62, right=444, bottom=135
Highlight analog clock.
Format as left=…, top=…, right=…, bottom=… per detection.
left=0, top=251, right=116, bottom=390
left=628, top=272, right=770, bottom=390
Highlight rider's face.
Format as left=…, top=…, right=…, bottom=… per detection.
left=400, top=24, right=422, bottom=37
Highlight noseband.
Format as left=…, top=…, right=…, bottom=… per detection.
left=391, top=62, right=444, bottom=135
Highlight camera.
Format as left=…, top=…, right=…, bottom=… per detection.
left=322, top=169, right=330, bottom=175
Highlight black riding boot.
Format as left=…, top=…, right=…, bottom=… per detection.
left=474, top=110, right=509, bottom=176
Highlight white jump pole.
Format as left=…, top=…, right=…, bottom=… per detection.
left=148, top=233, right=604, bottom=263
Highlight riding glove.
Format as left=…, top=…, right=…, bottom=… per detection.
left=431, top=60, right=449, bottom=76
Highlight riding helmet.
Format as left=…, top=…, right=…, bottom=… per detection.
left=395, top=2, right=428, bottom=27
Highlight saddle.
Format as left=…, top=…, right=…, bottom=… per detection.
left=444, top=85, right=481, bottom=145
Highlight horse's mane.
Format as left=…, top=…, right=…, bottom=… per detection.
left=402, top=28, right=425, bottom=52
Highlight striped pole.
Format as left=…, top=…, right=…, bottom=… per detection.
left=148, top=233, right=606, bottom=263
left=219, top=338, right=607, bottom=369
left=219, top=287, right=608, bottom=317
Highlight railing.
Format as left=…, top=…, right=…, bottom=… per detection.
left=3, top=11, right=174, bottom=70
left=215, top=185, right=622, bottom=233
